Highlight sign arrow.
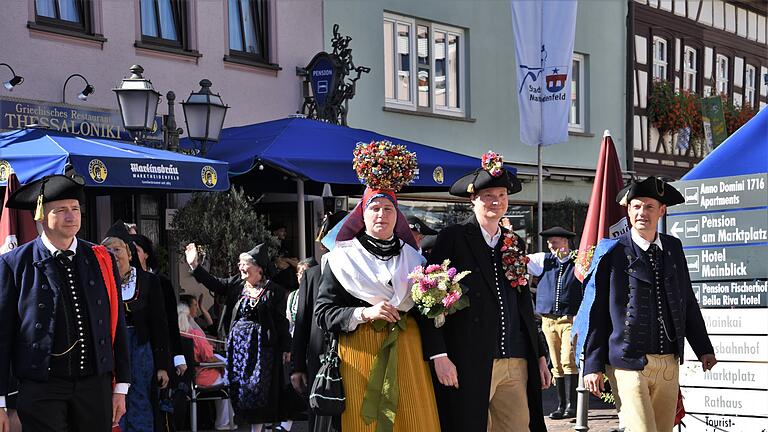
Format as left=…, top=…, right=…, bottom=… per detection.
left=671, top=221, right=683, bottom=238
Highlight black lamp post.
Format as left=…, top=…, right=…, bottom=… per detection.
left=112, top=65, right=161, bottom=144
left=181, top=79, right=229, bottom=156
left=62, top=73, right=95, bottom=103
left=1, top=63, right=24, bottom=91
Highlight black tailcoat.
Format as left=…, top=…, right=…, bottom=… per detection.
left=291, top=265, right=325, bottom=381
left=582, top=231, right=714, bottom=375
left=0, top=237, right=131, bottom=395
left=420, top=217, right=547, bottom=432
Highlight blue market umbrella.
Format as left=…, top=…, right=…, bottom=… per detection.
left=0, top=128, right=229, bottom=191
left=181, top=117, right=500, bottom=191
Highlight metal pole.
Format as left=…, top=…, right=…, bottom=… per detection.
left=537, top=145, right=544, bottom=252
left=575, top=355, right=589, bottom=431
left=297, top=179, right=307, bottom=260
left=164, top=91, right=182, bottom=152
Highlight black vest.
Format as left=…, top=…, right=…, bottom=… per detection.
left=49, top=253, right=96, bottom=378
left=645, top=244, right=677, bottom=355
left=488, top=245, right=529, bottom=359
left=534, top=253, right=582, bottom=316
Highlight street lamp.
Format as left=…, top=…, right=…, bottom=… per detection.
left=113, top=65, right=160, bottom=144
left=1, top=63, right=24, bottom=91
left=62, top=73, right=95, bottom=103
left=181, top=79, right=229, bottom=155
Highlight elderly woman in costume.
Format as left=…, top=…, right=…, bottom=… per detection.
left=102, top=223, right=170, bottom=432
left=315, top=142, right=441, bottom=431
left=185, top=242, right=291, bottom=432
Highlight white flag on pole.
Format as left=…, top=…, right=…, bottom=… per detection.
left=511, top=0, right=578, bottom=146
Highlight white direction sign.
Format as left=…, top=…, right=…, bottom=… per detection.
left=699, top=308, right=768, bottom=334
left=670, top=174, right=768, bottom=214
left=680, top=361, right=768, bottom=389
left=693, top=280, right=768, bottom=308
left=685, top=245, right=768, bottom=281
left=680, top=387, right=768, bottom=417
left=680, top=413, right=768, bottom=432
left=685, top=336, right=768, bottom=362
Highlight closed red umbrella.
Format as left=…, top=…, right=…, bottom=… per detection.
left=1, top=171, right=39, bottom=254
left=574, top=131, right=628, bottom=281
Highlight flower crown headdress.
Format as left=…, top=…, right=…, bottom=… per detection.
left=353, top=140, right=418, bottom=192
left=481, top=150, right=504, bottom=177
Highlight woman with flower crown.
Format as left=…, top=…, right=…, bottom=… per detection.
left=315, top=141, right=441, bottom=432
left=418, top=151, right=550, bottom=432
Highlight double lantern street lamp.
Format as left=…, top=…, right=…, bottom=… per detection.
left=112, top=65, right=228, bottom=155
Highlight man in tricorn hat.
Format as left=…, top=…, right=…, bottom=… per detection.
left=420, top=151, right=549, bottom=432
left=407, top=215, right=438, bottom=255
left=576, top=176, right=717, bottom=432
left=527, top=226, right=582, bottom=419
left=0, top=174, right=131, bottom=430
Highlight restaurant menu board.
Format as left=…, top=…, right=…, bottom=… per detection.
left=670, top=174, right=768, bottom=432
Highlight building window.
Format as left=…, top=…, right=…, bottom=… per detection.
left=228, top=0, right=269, bottom=62
left=745, top=64, right=756, bottom=108
left=716, top=54, right=729, bottom=96
left=34, top=0, right=90, bottom=33
left=652, top=36, right=668, bottom=81
left=384, top=13, right=466, bottom=117
left=140, top=0, right=185, bottom=48
left=683, top=46, right=697, bottom=92
left=569, top=53, right=585, bottom=132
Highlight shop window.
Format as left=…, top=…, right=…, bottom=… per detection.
left=140, top=0, right=188, bottom=50
left=716, top=54, right=729, bottom=96
left=34, top=0, right=92, bottom=34
left=745, top=64, right=756, bottom=108
left=228, top=0, right=270, bottom=63
left=384, top=13, right=466, bottom=117
left=569, top=53, right=586, bottom=133
left=683, top=46, right=697, bottom=92
left=652, top=36, right=668, bottom=81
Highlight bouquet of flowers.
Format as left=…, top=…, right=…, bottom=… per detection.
left=501, top=232, right=529, bottom=292
left=481, top=150, right=504, bottom=177
left=409, top=260, right=471, bottom=328
left=352, top=140, right=418, bottom=191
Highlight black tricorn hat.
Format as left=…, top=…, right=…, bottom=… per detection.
left=539, top=226, right=577, bottom=239
left=407, top=216, right=438, bottom=235
left=6, top=174, right=85, bottom=220
left=105, top=220, right=133, bottom=245
left=246, top=243, right=274, bottom=277
left=449, top=168, right=522, bottom=198
left=616, top=176, right=684, bottom=207
left=316, top=210, right=349, bottom=241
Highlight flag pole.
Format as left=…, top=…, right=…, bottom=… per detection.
left=537, top=145, right=543, bottom=252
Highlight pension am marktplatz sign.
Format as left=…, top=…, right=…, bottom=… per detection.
left=672, top=173, right=768, bottom=432
left=1, top=97, right=163, bottom=142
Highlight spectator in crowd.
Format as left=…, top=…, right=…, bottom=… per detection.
left=103, top=222, right=171, bottom=432
left=185, top=242, right=291, bottom=432
left=178, top=295, right=236, bottom=430
left=407, top=215, right=438, bottom=254
left=290, top=211, right=347, bottom=432
left=0, top=174, right=130, bottom=431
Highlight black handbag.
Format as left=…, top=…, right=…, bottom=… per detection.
left=309, top=335, right=346, bottom=415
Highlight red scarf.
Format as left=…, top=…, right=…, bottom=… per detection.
left=92, top=245, right=118, bottom=346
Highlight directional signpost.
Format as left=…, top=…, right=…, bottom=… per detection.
left=670, top=173, right=768, bottom=432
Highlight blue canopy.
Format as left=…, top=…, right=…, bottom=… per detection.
left=0, top=128, right=229, bottom=191
left=683, top=107, right=768, bottom=180
left=181, top=117, right=497, bottom=189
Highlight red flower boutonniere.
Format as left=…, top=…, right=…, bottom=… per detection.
left=499, top=232, right=529, bottom=293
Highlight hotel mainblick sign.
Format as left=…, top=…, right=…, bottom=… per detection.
left=1, top=97, right=163, bottom=141
left=669, top=174, right=768, bottom=432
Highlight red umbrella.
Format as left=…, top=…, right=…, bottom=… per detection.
left=1, top=171, right=39, bottom=254
left=574, top=131, right=628, bottom=281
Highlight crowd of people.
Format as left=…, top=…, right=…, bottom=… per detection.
left=0, top=146, right=718, bottom=432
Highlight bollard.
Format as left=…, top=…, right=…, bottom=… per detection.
left=574, top=355, right=589, bottom=431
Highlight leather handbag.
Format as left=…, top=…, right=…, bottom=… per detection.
left=309, top=335, right=346, bottom=415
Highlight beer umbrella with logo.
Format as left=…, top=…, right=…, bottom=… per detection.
left=0, top=168, right=38, bottom=254
left=0, top=128, right=229, bottom=191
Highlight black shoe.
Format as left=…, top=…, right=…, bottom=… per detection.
left=549, top=377, right=567, bottom=419
left=563, top=374, right=579, bottom=418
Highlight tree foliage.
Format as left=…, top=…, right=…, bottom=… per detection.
left=170, top=188, right=278, bottom=276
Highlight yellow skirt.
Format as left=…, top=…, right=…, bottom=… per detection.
left=338, top=315, right=441, bottom=432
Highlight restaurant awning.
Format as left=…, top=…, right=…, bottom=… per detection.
left=0, top=128, right=229, bottom=191
left=181, top=117, right=496, bottom=192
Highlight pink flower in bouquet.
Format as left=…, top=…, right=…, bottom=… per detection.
left=425, top=264, right=442, bottom=274
left=517, top=277, right=528, bottom=286
left=447, top=267, right=457, bottom=279
left=442, top=290, right=462, bottom=308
